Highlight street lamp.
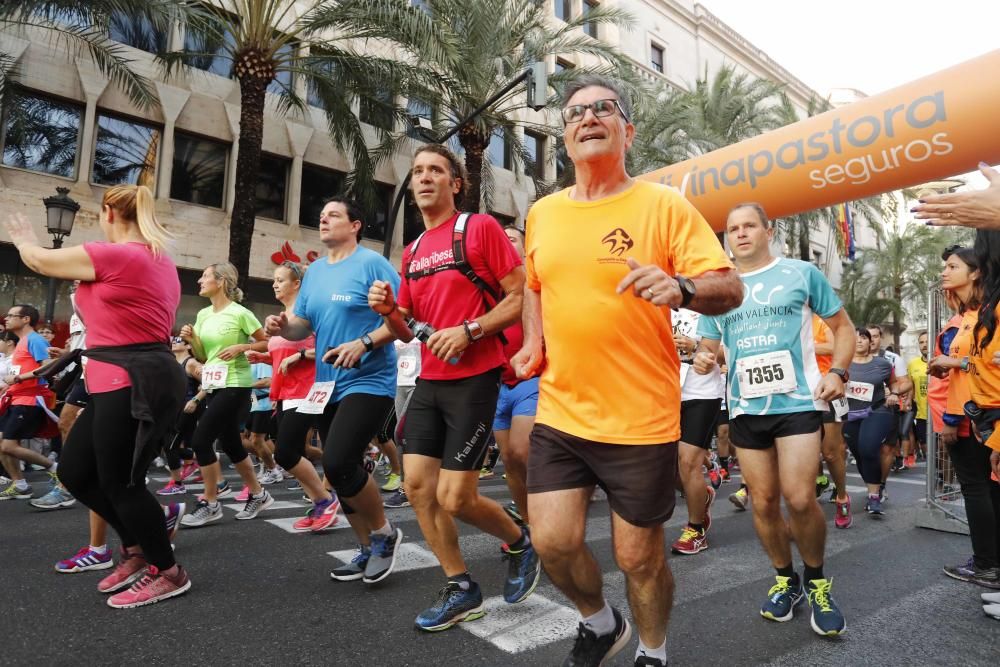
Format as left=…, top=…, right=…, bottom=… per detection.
left=41, top=186, right=80, bottom=323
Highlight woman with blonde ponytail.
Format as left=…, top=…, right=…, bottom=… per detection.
left=178, top=262, right=273, bottom=527
left=2, top=184, right=192, bottom=609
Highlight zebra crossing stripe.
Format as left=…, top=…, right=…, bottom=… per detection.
left=459, top=595, right=579, bottom=653
left=328, top=543, right=441, bottom=572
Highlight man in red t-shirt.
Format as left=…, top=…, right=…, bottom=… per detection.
left=0, top=304, right=58, bottom=500
left=368, top=144, right=540, bottom=632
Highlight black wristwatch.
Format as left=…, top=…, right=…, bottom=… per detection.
left=675, top=275, right=696, bottom=308
left=829, top=367, right=850, bottom=383
left=360, top=333, right=374, bottom=352
left=297, top=349, right=307, bottom=362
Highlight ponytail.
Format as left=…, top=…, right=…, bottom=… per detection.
left=209, top=262, right=244, bottom=303
left=102, top=184, right=174, bottom=255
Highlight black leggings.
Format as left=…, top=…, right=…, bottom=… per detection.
left=319, top=393, right=394, bottom=500
left=59, top=389, right=174, bottom=570
left=190, top=388, right=251, bottom=467
left=164, top=406, right=202, bottom=470
left=843, top=410, right=895, bottom=485
left=949, top=434, right=1000, bottom=569
left=273, top=404, right=318, bottom=471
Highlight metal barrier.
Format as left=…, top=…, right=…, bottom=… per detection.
left=915, top=285, right=969, bottom=534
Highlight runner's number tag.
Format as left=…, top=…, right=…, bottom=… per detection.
left=846, top=381, right=875, bottom=403
left=9, top=365, right=20, bottom=378
left=297, top=381, right=336, bottom=414
left=202, top=364, right=228, bottom=391
left=831, top=397, right=849, bottom=418
left=250, top=392, right=259, bottom=410
left=736, top=351, right=796, bottom=399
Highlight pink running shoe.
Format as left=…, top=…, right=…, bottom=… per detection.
left=107, top=565, right=191, bottom=608
left=834, top=495, right=853, bottom=529
left=310, top=497, right=342, bottom=532
left=156, top=480, right=186, bottom=496
left=292, top=509, right=316, bottom=532
left=232, top=486, right=251, bottom=503
left=179, top=461, right=200, bottom=482
left=55, top=545, right=113, bottom=573
left=97, top=549, right=148, bottom=594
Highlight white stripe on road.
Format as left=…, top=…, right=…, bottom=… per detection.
left=459, top=595, right=580, bottom=654
left=845, top=472, right=926, bottom=486
left=328, top=543, right=441, bottom=572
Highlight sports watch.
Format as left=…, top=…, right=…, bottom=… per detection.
left=464, top=320, right=485, bottom=342
left=829, top=367, right=849, bottom=382
left=675, top=275, right=696, bottom=308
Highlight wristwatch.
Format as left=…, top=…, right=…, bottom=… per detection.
left=829, top=367, right=850, bottom=382
left=360, top=333, right=375, bottom=352
left=675, top=275, right=696, bottom=308
left=297, top=348, right=307, bottom=362
left=464, top=320, right=485, bottom=342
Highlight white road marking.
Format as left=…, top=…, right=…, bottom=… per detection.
left=460, top=595, right=579, bottom=653
left=328, top=543, right=441, bottom=572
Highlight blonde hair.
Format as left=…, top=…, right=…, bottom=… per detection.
left=208, top=262, right=244, bottom=303
left=102, top=184, right=173, bottom=255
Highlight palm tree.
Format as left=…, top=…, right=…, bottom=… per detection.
left=838, top=250, right=900, bottom=328
left=327, top=0, right=637, bottom=211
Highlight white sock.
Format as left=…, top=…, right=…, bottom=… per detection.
left=90, top=544, right=108, bottom=554
left=49, top=461, right=58, bottom=473
left=208, top=501, right=221, bottom=509
left=581, top=601, right=615, bottom=636
left=636, top=638, right=667, bottom=663
left=371, top=521, right=393, bottom=537
left=14, top=479, right=28, bottom=491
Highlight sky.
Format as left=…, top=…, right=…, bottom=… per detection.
left=700, top=0, right=1000, bottom=189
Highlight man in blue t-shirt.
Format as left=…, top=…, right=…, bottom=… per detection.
left=693, top=203, right=855, bottom=638
left=265, top=197, right=403, bottom=586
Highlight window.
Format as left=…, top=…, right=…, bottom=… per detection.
left=555, top=138, right=568, bottom=181
left=524, top=130, right=545, bottom=178
left=299, top=164, right=345, bottom=229
left=1, top=90, right=82, bottom=178
left=255, top=154, right=289, bottom=221
left=405, top=97, right=434, bottom=141
left=109, top=11, right=168, bottom=53
left=650, top=43, right=664, bottom=74
left=92, top=113, right=161, bottom=187
left=267, top=39, right=295, bottom=95
left=170, top=131, right=228, bottom=208
left=583, top=1, right=599, bottom=39
left=554, top=58, right=574, bottom=74
left=184, top=13, right=237, bottom=77
left=488, top=129, right=507, bottom=169
left=554, top=0, right=572, bottom=21
left=360, top=88, right=394, bottom=132
left=364, top=182, right=396, bottom=242
left=306, top=48, right=337, bottom=110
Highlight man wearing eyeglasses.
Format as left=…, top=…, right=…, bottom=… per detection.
left=0, top=304, right=58, bottom=500
left=510, top=74, right=742, bottom=667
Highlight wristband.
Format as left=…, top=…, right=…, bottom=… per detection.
left=361, top=333, right=375, bottom=352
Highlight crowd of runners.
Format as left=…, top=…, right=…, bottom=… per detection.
left=2, top=74, right=1000, bottom=666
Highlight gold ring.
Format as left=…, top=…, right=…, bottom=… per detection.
left=646, top=288, right=656, bottom=299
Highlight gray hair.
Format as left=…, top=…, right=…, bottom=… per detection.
left=560, top=74, right=633, bottom=123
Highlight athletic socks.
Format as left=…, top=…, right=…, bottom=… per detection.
left=803, top=563, right=825, bottom=583
left=90, top=544, right=108, bottom=555
left=508, top=527, right=531, bottom=551
left=688, top=522, right=704, bottom=533
left=776, top=564, right=799, bottom=587
left=450, top=572, right=473, bottom=591
left=636, top=638, right=668, bottom=664
left=13, top=479, right=28, bottom=491
left=371, top=521, right=394, bottom=537
left=582, top=601, right=616, bottom=636
left=719, top=456, right=730, bottom=472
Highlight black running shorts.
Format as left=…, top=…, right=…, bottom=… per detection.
left=680, top=399, right=720, bottom=449
left=0, top=405, right=46, bottom=440
left=403, top=368, right=501, bottom=472
left=65, top=378, right=90, bottom=408
left=729, top=411, right=823, bottom=450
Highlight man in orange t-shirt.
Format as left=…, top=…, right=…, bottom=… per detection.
left=511, top=75, right=742, bottom=667
left=813, top=315, right=853, bottom=526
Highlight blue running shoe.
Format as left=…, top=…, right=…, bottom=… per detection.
left=30, top=483, right=75, bottom=510
left=363, top=527, right=402, bottom=584
left=414, top=580, right=485, bottom=632
left=760, top=575, right=804, bottom=622
left=503, top=535, right=540, bottom=604
left=806, top=577, right=846, bottom=636
left=865, top=495, right=884, bottom=517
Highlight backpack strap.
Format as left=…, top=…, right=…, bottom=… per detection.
left=452, top=213, right=501, bottom=303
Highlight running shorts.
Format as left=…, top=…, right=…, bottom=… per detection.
left=729, top=412, right=823, bottom=450
left=493, top=376, right=539, bottom=431
left=680, top=398, right=719, bottom=449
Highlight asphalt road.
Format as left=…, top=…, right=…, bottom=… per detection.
left=2, top=460, right=998, bottom=666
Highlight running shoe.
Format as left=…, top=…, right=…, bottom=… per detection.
left=890, top=458, right=903, bottom=473
left=729, top=486, right=749, bottom=511
left=292, top=508, right=317, bottom=532
left=164, top=502, right=186, bottom=542
left=708, top=459, right=722, bottom=489
left=280, top=467, right=294, bottom=480
left=760, top=575, right=804, bottom=622
left=671, top=525, right=708, bottom=555
left=363, top=526, right=403, bottom=584
left=827, top=485, right=838, bottom=504
left=563, top=606, right=631, bottom=667
left=703, top=485, right=716, bottom=532
left=309, top=496, right=341, bottom=532
left=179, top=461, right=199, bottom=482
left=286, top=479, right=303, bottom=491
left=257, top=468, right=280, bottom=485
left=478, top=467, right=495, bottom=480
left=384, top=489, right=410, bottom=508
left=0, top=482, right=32, bottom=500
left=815, top=474, right=830, bottom=498
left=834, top=495, right=853, bottom=529
left=156, top=480, right=187, bottom=496
left=180, top=499, right=222, bottom=527
left=30, top=483, right=75, bottom=510
left=107, top=565, right=191, bottom=609
left=503, top=501, right=525, bottom=527
left=878, top=482, right=887, bottom=503
left=865, top=494, right=883, bottom=517
left=502, top=535, right=540, bottom=603
left=943, top=558, right=1000, bottom=589
left=232, top=486, right=251, bottom=503
left=719, top=467, right=731, bottom=483
left=985, top=604, right=1000, bottom=621
left=216, top=480, right=233, bottom=499
left=982, top=591, right=1000, bottom=604
left=381, top=472, right=402, bottom=492
left=235, top=490, right=274, bottom=520
left=414, top=580, right=486, bottom=632
left=331, top=544, right=371, bottom=581
left=55, top=546, right=113, bottom=573
left=97, top=549, right=148, bottom=593
left=635, top=656, right=666, bottom=667
left=805, top=577, right=846, bottom=636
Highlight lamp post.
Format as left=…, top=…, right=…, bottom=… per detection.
left=41, top=187, right=80, bottom=323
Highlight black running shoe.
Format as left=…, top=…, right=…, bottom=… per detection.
left=563, top=607, right=631, bottom=667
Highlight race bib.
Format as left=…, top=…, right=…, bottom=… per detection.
left=9, top=365, right=20, bottom=377
left=251, top=392, right=259, bottom=410
left=846, top=381, right=875, bottom=403
left=831, top=397, right=849, bottom=418
left=736, top=351, right=796, bottom=399
left=202, top=364, right=229, bottom=391
left=297, top=381, right=336, bottom=414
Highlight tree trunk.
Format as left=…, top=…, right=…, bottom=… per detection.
left=229, top=71, right=269, bottom=292
left=458, top=125, right=488, bottom=213
left=798, top=218, right=810, bottom=261
left=892, top=282, right=903, bottom=350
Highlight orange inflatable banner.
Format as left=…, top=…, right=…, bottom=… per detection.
left=639, top=49, right=1000, bottom=231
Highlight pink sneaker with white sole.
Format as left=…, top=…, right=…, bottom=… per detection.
left=106, top=565, right=191, bottom=608
left=97, top=549, right=148, bottom=593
